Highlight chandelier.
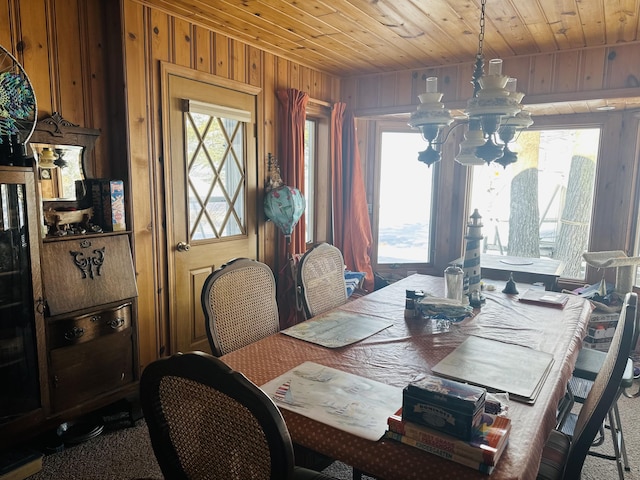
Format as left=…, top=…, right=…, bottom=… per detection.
left=408, top=0, right=533, bottom=168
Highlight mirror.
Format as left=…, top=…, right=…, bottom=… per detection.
left=28, top=113, right=100, bottom=207
left=31, top=144, right=83, bottom=200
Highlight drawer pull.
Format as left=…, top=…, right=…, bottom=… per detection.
left=108, top=317, right=125, bottom=329
left=64, top=326, right=85, bottom=341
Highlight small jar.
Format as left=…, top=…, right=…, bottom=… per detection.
left=444, top=264, right=464, bottom=302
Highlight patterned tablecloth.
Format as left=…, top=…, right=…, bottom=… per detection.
left=221, top=274, right=592, bottom=480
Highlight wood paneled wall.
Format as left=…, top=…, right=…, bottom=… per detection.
left=1, top=0, right=340, bottom=372
left=341, top=44, right=640, bottom=115
left=3, top=0, right=638, bottom=375
left=120, top=0, right=340, bottom=370
left=0, top=0, right=118, bottom=178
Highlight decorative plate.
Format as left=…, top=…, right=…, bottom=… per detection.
left=0, top=44, right=37, bottom=144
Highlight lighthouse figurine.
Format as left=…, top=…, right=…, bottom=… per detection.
left=463, top=209, right=485, bottom=305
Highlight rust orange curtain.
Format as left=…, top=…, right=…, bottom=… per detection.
left=276, top=88, right=308, bottom=328
left=331, top=103, right=375, bottom=292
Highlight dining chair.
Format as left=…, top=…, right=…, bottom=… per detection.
left=201, top=258, right=279, bottom=356
left=140, top=351, right=337, bottom=480
left=297, top=243, right=348, bottom=318
left=561, top=291, right=640, bottom=478
left=537, top=291, right=637, bottom=480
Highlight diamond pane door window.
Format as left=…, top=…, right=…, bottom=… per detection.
left=185, top=108, right=247, bottom=242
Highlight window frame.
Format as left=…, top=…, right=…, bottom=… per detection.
left=468, top=124, right=603, bottom=282
left=367, top=118, right=460, bottom=280
left=360, top=110, right=640, bottom=289
left=305, top=102, right=331, bottom=247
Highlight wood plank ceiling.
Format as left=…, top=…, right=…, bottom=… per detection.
left=135, top=0, right=640, bottom=112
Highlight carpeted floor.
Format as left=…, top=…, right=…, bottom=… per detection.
left=26, top=379, right=639, bottom=479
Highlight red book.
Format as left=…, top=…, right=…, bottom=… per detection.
left=383, top=430, right=495, bottom=474
left=387, top=408, right=510, bottom=466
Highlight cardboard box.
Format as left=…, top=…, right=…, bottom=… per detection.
left=587, top=325, right=615, bottom=339
left=402, top=375, right=485, bottom=441
left=588, top=312, right=618, bottom=329
left=582, top=342, right=611, bottom=351
left=583, top=335, right=612, bottom=345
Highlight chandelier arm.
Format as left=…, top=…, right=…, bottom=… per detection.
left=409, top=0, right=531, bottom=168
left=432, top=121, right=468, bottom=147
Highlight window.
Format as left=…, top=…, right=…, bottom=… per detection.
left=375, top=129, right=434, bottom=264
left=303, top=103, right=331, bottom=245
left=304, top=118, right=316, bottom=244
left=184, top=108, right=248, bottom=241
left=469, top=127, right=601, bottom=281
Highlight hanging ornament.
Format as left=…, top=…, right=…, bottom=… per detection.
left=263, top=153, right=305, bottom=244
left=0, top=45, right=37, bottom=143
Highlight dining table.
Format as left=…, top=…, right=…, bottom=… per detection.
left=220, top=274, right=593, bottom=480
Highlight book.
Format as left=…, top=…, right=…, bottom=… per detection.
left=431, top=336, right=554, bottom=404
left=387, top=409, right=510, bottom=466
left=383, top=430, right=495, bottom=474
left=0, top=449, right=43, bottom=480
left=87, top=178, right=126, bottom=232
left=518, top=288, right=569, bottom=309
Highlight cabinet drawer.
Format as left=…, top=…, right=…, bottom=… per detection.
left=48, top=303, right=132, bottom=350
left=49, top=329, right=134, bottom=412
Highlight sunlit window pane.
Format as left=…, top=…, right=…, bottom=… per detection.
left=304, top=119, right=316, bottom=244
left=377, top=131, right=433, bottom=263
left=470, top=128, right=600, bottom=280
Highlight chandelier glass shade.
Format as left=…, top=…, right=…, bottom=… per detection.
left=38, top=146, right=58, bottom=169
left=408, top=1, right=533, bottom=168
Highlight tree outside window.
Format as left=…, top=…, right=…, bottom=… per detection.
left=470, top=128, right=600, bottom=280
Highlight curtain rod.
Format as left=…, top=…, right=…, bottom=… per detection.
left=308, top=97, right=332, bottom=108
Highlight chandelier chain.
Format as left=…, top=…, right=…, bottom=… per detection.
left=477, top=0, right=486, bottom=57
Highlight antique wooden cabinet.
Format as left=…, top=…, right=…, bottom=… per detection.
left=41, top=232, right=138, bottom=414
left=1, top=124, right=139, bottom=447
left=0, top=166, right=48, bottom=447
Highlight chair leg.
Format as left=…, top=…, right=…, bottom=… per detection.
left=611, top=402, right=630, bottom=471
left=608, top=406, right=627, bottom=480
left=588, top=404, right=626, bottom=480
left=591, top=423, right=606, bottom=447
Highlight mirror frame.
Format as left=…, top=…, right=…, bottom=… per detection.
left=29, top=112, right=100, bottom=209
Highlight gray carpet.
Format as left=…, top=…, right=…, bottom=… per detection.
left=27, top=379, right=639, bottom=479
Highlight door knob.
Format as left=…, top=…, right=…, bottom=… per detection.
left=176, top=241, right=191, bottom=252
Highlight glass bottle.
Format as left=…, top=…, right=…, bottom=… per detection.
left=444, top=264, right=464, bottom=302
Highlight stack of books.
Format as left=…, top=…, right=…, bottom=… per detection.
left=384, top=408, right=511, bottom=474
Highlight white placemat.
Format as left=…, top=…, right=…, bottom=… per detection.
left=281, top=310, right=393, bottom=348
left=261, top=361, right=403, bottom=441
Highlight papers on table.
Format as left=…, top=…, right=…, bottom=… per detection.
left=261, top=361, right=403, bottom=441
left=281, top=310, right=393, bottom=348
left=431, top=336, right=554, bottom=404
